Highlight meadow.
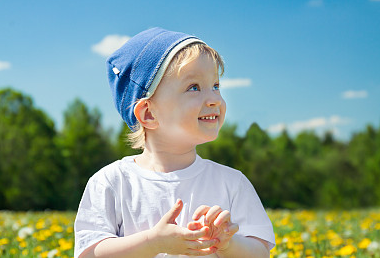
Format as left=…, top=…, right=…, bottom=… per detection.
left=0, top=209, right=379, bottom=258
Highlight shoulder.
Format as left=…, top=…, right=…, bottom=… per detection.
left=199, top=157, right=245, bottom=182
left=88, top=155, right=136, bottom=188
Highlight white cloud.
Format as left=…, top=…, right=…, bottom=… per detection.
left=0, top=61, right=11, bottom=71
left=341, top=90, right=368, bottom=99
left=308, top=0, right=323, bottom=7
left=266, top=115, right=351, bottom=136
left=220, top=78, right=251, bottom=89
left=92, top=35, right=131, bottom=57
left=267, top=123, right=286, bottom=134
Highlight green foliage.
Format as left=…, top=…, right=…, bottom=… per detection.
left=114, top=123, right=142, bottom=159
left=0, top=87, right=379, bottom=210
left=0, top=88, right=64, bottom=210
left=57, top=98, right=117, bottom=210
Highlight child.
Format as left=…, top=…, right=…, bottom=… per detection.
left=74, top=27, right=275, bottom=258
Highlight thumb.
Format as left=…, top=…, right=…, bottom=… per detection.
left=164, top=199, right=183, bottom=224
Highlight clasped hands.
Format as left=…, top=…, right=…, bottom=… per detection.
left=150, top=199, right=239, bottom=256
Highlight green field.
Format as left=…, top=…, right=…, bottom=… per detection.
left=0, top=209, right=379, bottom=257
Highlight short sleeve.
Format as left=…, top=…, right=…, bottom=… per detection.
left=74, top=175, right=120, bottom=258
left=230, top=175, right=276, bottom=250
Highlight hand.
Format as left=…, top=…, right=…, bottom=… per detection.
left=188, top=205, right=239, bottom=251
left=149, top=199, right=219, bottom=256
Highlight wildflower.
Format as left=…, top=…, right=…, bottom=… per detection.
left=301, top=232, right=310, bottom=241
left=34, top=245, right=43, bottom=252
left=337, top=245, right=356, bottom=256
left=18, top=226, right=34, bottom=239
left=19, top=240, right=27, bottom=248
left=368, top=241, right=380, bottom=252
left=47, top=249, right=58, bottom=258
left=58, top=238, right=73, bottom=251
left=0, top=238, right=9, bottom=246
left=277, top=253, right=288, bottom=258
left=50, top=224, right=63, bottom=233
left=358, top=238, right=371, bottom=249
left=36, top=219, right=45, bottom=229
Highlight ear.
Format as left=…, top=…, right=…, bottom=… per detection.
left=134, top=99, right=158, bottom=130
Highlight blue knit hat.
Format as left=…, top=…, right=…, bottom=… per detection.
left=106, top=27, right=204, bottom=131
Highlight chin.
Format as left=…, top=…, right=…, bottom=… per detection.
left=199, top=132, right=220, bottom=144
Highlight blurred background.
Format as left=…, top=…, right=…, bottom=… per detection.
left=1, top=1, right=380, bottom=257
left=1, top=0, right=379, bottom=210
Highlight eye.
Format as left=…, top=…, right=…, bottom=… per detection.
left=213, top=83, right=220, bottom=91
left=187, top=84, right=200, bottom=92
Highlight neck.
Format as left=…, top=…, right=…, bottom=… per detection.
left=135, top=144, right=197, bottom=173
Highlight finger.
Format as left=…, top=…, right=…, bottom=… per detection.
left=187, top=221, right=203, bottom=230
left=205, top=205, right=223, bottom=224
left=192, top=205, right=211, bottom=220
left=184, top=246, right=217, bottom=256
left=214, top=210, right=231, bottom=227
left=163, top=199, right=183, bottom=224
left=182, top=226, right=209, bottom=240
left=186, top=238, right=219, bottom=250
left=225, top=223, right=239, bottom=235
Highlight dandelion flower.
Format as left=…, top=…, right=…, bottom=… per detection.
left=18, top=226, right=33, bottom=239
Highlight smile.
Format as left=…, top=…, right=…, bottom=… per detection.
left=199, top=116, right=217, bottom=120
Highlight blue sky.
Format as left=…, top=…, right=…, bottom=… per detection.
left=1, top=0, right=379, bottom=141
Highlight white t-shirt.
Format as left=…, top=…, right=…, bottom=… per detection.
left=74, top=155, right=275, bottom=258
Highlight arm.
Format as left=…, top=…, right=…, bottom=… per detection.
left=79, top=199, right=218, bottom=258
left=216, top=236, right=269, bottom=258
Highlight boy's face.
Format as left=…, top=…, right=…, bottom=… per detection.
left=149, top=53, right=226, bottom=147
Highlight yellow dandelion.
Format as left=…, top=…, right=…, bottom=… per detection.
left=330, top=237, right=343, bottom=247
left=66, top=226, right=74, bottom=233
left=19, top=240, right=27, bottom=248
left=50, top=224, right=63, bottom=233
left=35, top=219, right=45, bottom=229
left=360, top=218, right=372, bottom=230
left=358, top=238, right=371, bottom=249
left=34, top=245, right=43, bottom=252
left=40, top=251, right=49, bottom=258
left=0, top=238, right=10, bottom=245
left=58, top=238, right=73, bottom=251
left=337, top=245, right=356, bottom=256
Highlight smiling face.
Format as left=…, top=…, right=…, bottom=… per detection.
left=148, top=53, right=226, bottom=148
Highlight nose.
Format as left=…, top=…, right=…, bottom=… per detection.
left=205, top=91, right=224, bottom=107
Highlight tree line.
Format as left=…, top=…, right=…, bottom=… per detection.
left=0, top=87, right=379, bottom=210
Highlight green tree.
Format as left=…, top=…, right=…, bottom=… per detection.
left=196, top=123, right=241, bottom=168
left=58, top=98, right=116, bottom=209
left=237, top=123, right=272, bottom=205
left=0, top=88, right=64, bottom=210
left=347, top=124, right=380, bottom=207
left=267, top=130, right=301, bottom=208
left=114, top=123, right=142, bottom=159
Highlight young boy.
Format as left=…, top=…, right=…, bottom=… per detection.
left=74, top=27, right=275, bottom=258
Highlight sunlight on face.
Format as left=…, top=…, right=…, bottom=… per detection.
left=149, top=53, right=226, bottom=148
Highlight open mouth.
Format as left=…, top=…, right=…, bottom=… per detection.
left=198, top=115, right=218, bottom=121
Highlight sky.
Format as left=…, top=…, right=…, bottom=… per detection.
left=1, top=0, right=379, bottom=141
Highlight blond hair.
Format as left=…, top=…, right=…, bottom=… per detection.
left=127, top=43, right=224, bottom=149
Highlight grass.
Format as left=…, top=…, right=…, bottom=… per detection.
left=0, top=208, right=379, bottom=257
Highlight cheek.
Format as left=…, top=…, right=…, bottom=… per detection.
left=220, top=100, right=227, bottom=121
